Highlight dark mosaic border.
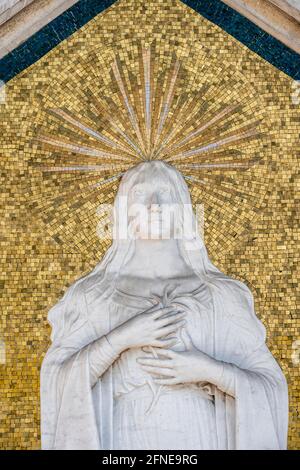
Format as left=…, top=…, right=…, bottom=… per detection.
left=0, top=0, right=117, bottom=83
left=0, top=0, right=299, bottom=83
left=183, top=0, right=300, bottom=80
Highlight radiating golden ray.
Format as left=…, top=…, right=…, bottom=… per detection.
left=154, top=83, right=238, bottom=159
left=149, top=68, right=165, bottom=158
left=36, top=39, right=264, bottom=206
left=29, top=172, right=125, bottom=211
left=149, top=56, right=174, bottom=158
left=167, top=104, right=240, bottom=153
left=141, top=46, right=152, bottom=155
left=183, top=174, right=206, bottom=185
left=38, top=163, right=131, bottom=173
left=160, top=97, right=253, bottom=157
left=204, top=174, right=265, bottom=201
left=86, top=96, right=144, bottom=160
left=29, top=171, right=127, bottom=212
left=177, top=158, right=259, bottom=170
left=184, top=163, right=261, bottom=196
left=172, top=148, right=244, bottom=165
left=147, top=41, right=161, bottom=157
left=152, top=90, right=208, bottom=159
left=129, top=74, right=147, bottom=155
left=152, top=56, right=181, bottom=152
left=36, top=171, right=116, bottom=189
left=48, top=108, right=134, bottom=155
left=202, top=108, right=259, bottom=138
left=91, top=96, right=145, bottom=160
left=184, top=175, right=243, bottom=201
left=165, top=128, right=258, bottom=163
left=92, top=172, right=126, bottom=188
left=162, top=83, right=232, bottom=147
left=37, top=135, right=136, bottom=162
left=112, top=56, right=146, bottom=157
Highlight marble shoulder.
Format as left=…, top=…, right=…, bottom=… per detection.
left=58, top=264, right=106, bottom=303
left=48, top=266, right=110, bottom=342
left=208, top=275, right=266, bottom=344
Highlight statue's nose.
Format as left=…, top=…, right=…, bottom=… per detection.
left=149, top=192, right=160, bottom=208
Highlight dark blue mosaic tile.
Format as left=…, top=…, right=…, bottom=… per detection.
left=0, top=0, right=299, bottom=83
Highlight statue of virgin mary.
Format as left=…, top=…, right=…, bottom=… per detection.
left=40, top=159, right=288, bottom=450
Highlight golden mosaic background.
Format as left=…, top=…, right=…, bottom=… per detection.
left=0, top=0, right=299, bottom=449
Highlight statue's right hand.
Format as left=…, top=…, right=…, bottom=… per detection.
left=108, top=304, right=186, bottom=352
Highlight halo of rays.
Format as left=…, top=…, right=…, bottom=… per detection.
left=33, top=40, right=264, bottom=210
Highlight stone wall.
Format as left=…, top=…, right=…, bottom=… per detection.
left=0, top=0, right=34, bottom=26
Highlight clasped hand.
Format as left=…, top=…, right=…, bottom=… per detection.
left=136, top=345, right=222, bottom=386
left=108, top=299, right=223, bottom=386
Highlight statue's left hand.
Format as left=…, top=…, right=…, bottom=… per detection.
left=136, top=345, right=224, bottom=386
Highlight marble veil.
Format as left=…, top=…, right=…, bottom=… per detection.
left=40, top=161, right=288, bottom=450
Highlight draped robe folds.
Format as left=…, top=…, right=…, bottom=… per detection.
left=40, top=268, right=288, bottom=450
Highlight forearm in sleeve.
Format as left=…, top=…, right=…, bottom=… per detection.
left=215, top=362, right=236, bottom=397
left=88, top=334, right=121, bottom=387
left=205, top=360, right=236, bottom=397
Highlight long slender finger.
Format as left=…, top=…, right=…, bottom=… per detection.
left=143, top=347, right=176, bottom=358
left=157, top=308, right=185, bottom=320
left=171, top=302, right=186, bottom=309
left=143, top=302, right=162, bottom=314
left=152, top=306, right=177, bottom=319
left=136, top=357, right=172, bottom=368
left=150, top=294, right=162, bottom=305
left=153, top=337, right=179, bottom=348
left=158, top=320, right=186, bottom=336
left=159, top=332, right=177, bottom=340
left=153, top=377, right=180, bottom=385
left=140, top=365, right=175, bottom=377
left=157, top=311, right=186, bottom=326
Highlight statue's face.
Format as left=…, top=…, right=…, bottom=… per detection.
left=127, top=171, right=176, bottom=240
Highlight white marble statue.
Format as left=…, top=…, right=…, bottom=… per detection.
left=40, top=161, right=288, bottom=450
